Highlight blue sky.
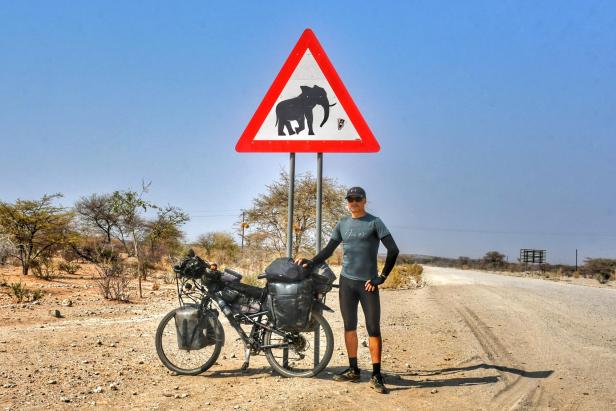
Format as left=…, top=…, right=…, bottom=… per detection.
left=1, top=1, right=615, bottom=264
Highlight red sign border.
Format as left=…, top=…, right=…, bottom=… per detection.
left=235, top=29, right=380, bottom=153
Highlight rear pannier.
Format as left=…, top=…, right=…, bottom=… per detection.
left=174, top=305, right=216, bottom=350
left=267, top=279, right=313, bottom=332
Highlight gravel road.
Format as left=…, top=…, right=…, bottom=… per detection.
left=423, top=266, right=616, bottom=410
left=1, top=266, right=615, bottom=410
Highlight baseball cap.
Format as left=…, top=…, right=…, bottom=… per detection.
left=345, top=186, right=366, bottom=199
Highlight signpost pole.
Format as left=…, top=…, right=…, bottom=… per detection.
left=314, top=152, right=323, bottom=366
left=316, top=153, right=323, bottom=252
left=287, top=153, right=296, bottom=259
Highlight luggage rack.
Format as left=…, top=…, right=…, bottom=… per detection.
left=174, top=272, right=206, bottom=307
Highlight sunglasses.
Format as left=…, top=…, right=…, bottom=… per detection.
left=346, top=197, right=364, bottom=203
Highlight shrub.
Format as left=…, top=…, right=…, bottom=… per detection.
left=152, top=281, right=160, bottom=291
left=10, top=281, right=28, bottom=303
left=31, top=258, right=56, bottom=281
left=30, top=289, right=44, bottom=301
left=58, top=261, right=80, bottom=276
left=94, top=259, right=132, bottom=302
left=581, top=258, right=616, bottom=284
left=8, top=282, right=43, bottom=303
left=381, top=263, right=424, bottom=289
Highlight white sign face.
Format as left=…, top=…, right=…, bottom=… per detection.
left=253, top=50, right=361, bottom=141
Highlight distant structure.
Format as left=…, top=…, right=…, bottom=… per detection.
left=520, top=249, right=547, bottom=271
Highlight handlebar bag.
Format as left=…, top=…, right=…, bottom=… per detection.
left=174, top=255, right=208, bottom=279
left=267, top=278, right=313, bottom=332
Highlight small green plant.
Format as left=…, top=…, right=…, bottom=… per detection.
left=10, top=281, right=28, bottom=303
left=9, top=281, right=44, bottom=302
left=30, top=289, right=44, bottom=301
left=58, top=260, right=80, bottom=276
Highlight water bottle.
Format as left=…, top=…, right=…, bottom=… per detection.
left=215, top=293, right=233, bottom=317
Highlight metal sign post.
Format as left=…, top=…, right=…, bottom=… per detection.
left=314, top=152, right=323, bottom=366
left=316, top=153, right=323, bottom=251
left=287, top=153, right=296, bottom=258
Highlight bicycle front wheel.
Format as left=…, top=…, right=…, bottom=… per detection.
left=264, top=310, right=333, bottom=378
left=155, top=308, right=224, bottom=375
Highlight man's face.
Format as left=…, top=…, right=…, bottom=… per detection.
left=346, top=196, right=366, bottom=213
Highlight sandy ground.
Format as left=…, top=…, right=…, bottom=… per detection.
left=1, top=265, right=615, bottom=410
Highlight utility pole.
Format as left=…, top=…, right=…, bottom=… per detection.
left=575, top=249, right=578, bottom=272
left=241, top=211, right=246, bottom=252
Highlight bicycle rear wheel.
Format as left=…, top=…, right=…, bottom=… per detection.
left=155, top=308, right=224, bottom=375
left=264, top=310, right=333, bottom=378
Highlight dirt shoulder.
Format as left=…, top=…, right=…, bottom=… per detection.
left=1, top=265, right=615, bottom=410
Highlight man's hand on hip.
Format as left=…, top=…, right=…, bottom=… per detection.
left=365, top=275, right=386, bottom=292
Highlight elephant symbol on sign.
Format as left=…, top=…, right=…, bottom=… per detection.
left=275, top=85, right=337, bottom=136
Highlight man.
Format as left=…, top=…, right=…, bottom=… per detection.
left=296, top=186, right=399, bottom=394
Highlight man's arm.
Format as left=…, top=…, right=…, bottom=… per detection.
left=367, top=234, right=399, bottom=287
left=380, top=234, right=399, bottom=277
left=296, top=238, right=341, bottom=268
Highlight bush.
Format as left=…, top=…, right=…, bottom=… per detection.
left=151, top=281, right=160, bottom=291
left=8, top=281, right=44, bottom=303
left=94, top=259, right=132, bottom=302
left=31, top=258, right=57, bottom=281
left=581, top=258, right=616, bottom=284
left=31, top=289, right=44, bottom=301
left=9, top=281, right=28, bottom=302
left=0, top=235, right=16, bottom=265
left=58, top=260, right=80, bottom=276
left=381, top=263, right=424, bottom=289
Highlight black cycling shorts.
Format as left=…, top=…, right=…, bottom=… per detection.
left=338, top=275, right=381, bottom=337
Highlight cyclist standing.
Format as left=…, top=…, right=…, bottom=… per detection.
left=296, top=186, right=399, bottom=394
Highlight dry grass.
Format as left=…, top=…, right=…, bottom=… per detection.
left=241, top=272, right=266, bottom=287
left=381, top=263, right=424, bottom=289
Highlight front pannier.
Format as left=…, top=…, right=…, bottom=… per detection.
left=263, top=257, right=309, bottom=283
left=174, top=305, right=215, bottom=350
left=267, top=279, right=313, bottom=332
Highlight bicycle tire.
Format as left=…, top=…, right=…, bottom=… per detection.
left=155, top=308, right=224, bottom=375
left=264, top=310, right=333, bottom=378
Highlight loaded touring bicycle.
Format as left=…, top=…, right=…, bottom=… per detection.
left=155, top=250, right=337, bottom=378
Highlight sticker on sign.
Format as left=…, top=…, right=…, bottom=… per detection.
left=236, top=29, right=379, bottom=153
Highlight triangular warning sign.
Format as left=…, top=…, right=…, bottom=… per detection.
left=236, top=29, right=380, bottom=153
